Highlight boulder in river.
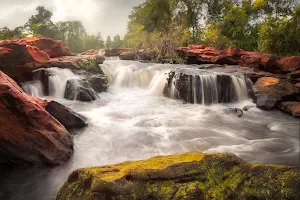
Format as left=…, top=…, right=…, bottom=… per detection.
left=0, top=71, right=73, bottom=166
left=253, top=77, right=299, bottom=109
left=57, top=153, right=300, bottom=200
left=278, top=101, right=300, bottom=117
left=164, top=68, right=251, bottom=104
left=45, top=101, right=88, bottom=129
left=64, top=79, right=99, bottom=102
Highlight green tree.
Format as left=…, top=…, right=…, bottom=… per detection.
left=105, top=36, right=112, bottom=48
left=111, top=35, right=123, bottom=48
left=57, top=21, right=86, bottom=53
left=83, top=33, right=105, bottom=50
left=25, top=6, right=58, bottom=38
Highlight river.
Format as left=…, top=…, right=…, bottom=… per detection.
left=0, top=59, right=299, bottom=200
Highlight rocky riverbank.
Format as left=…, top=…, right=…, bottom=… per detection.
left=0, top=38, right=109, bottom=166
left=57, top=152, right=300, bottom=200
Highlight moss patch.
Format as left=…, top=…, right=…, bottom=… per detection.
left=57, top=153, right=300, bottom=200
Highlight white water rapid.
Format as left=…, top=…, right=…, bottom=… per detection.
left=2, top=59, right=299, bottom=200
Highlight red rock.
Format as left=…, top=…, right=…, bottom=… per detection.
left=0, top=71, right=74, bottom=166
left=105, top=48, right=135, bottom=57
left=226, top=46, right=247, bottom=57
left=277, top=56, right=300, bottom=72
left=0, top=42, right=50, bottom=77
left=81, top=49, right=101, bottom=55
left=27, top=45, right=50, bottom=62
left=240, top=54, right=262, bottom=69
left=188, top=44, right=209, bottom=49
left=253, top=77, right=299, bottom=109
left=259, top=54, right=281, bottom=73
left=18, top=38, right=71, bottom=58
left=279, top=102, right=300, bottom=117
left=0, top=47, right=11, bottom=54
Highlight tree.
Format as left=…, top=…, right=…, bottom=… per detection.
left=25, top=6, right=58, bottom=38
left=105, top=36, right=112, bottom=48
left=111, top=35, right=123, bottom=48
left=57, top=21, right=86, bottom=53
left=0, top=26, right=25, bottom=40
left=83, top=33, right=105, bottom=50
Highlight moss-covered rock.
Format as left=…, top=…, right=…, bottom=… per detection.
left=76, top=55, right=105, bottom=74
left=57, top=153, right=300, bottom=200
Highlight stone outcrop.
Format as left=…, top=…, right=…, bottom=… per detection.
left=0, top=71, right=74, bottom=166
left=164, top=67, right=252, bottom=105
left=0, top=38, right=105, bottom=78
left=64, top=79, right=99, bottom=102
left=57, top=153, right=300, bottom=200
left=279, top=101, right=300, bottom=117
left=15, top=38, right=72, bottom=58
left=253, top=77, right=299, bottom=109
left=104, top=48, right=135, bottom=57
left=0, top=42, right=50, bottom=77
left=45, top=101, right=88, bottom=129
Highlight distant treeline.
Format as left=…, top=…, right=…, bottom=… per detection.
left=1, top=1, right=300, bottom=55
left=123, top=0, right=300, bottom=56
left=0, top=6, right=123, bottom=53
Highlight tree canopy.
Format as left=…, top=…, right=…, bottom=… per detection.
left=1, top=2, right=299, bottom=55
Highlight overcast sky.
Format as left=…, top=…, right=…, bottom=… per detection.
left=0, top=0, right=145, bottom=38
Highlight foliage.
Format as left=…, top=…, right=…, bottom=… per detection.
left=2, top=2, right=300, bottom=56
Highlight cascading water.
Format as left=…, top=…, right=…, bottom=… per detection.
left=165, top=68, right=251, bottom=105
left=100, top=60, right=171, bottom=96
left=4, top=59, right=299, bottom=200
left=22, top=68, right=78, bottom=99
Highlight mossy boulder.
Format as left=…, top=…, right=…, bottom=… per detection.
left=57, top=153, right=300, bottom=200
left=76, top=55, right=105, bottom=74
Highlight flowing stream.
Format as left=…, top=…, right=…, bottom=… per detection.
left=1, top=59, right=299, bottom=200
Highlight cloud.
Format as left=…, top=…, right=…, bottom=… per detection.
left=0, top=0, right=145, bottom=38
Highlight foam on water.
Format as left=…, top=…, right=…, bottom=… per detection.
left=4, top=59, right=299, bottom=200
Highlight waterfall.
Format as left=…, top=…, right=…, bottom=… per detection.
left=22, top=68, right=78, bottom=99
left=165, top=68, right=251, bottom=105
left=101, top=61, right=169, bottom=96
left=47, top=68, right=78, bottom=98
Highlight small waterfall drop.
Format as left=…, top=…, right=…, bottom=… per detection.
left=22, top=68, right=78, bottom=99
left=101, top=61, right=169, bottom=96
left=47, top=68, right=78, bottom=98
left=165, top=68, right=251, bottom=105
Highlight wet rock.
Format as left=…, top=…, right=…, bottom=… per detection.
left=164, top=68, right=250, bottom=105
left=242, top=105, right=255, bottom=111
left=57, top=153, right=300, bottom=200
left=45, top=101, right=88, bottom=129
left=0, top=71, right=73, bottom=166
left=50, top=54, right=105, bottom=74
left=85, top=75, right=108, bottom=93
left=278, top=102, right=300, bottom=117
left=119, top=51, right=136, bottom=60
left=223, top=108, right=244, bottom=117
left=253, top=77, right=299, bottom=109
left=64, top=79, right=99, bottom=102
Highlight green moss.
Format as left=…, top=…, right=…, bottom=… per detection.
left=77, top=55, right=105, bottom=74
left=57, top=153, right=300, bottom=200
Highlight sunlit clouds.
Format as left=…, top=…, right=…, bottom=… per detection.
left=0, top=0, right=145, bottom=37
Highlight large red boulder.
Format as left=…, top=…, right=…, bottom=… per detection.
left=0, top=71, right=74, bottom=166
left=17, top=38, right=71, bottom=58
left=279, top=102, right=300, bottom=117
left=0, top=42, right=50, bottom=77
left=253, top=77, right=299, bottom=109
left=277, top=56, right=300, bottom=72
